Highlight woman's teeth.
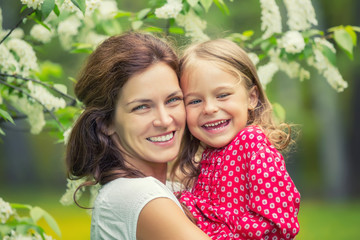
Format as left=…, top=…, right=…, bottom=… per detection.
left=148, top=132, right=174, bottom=142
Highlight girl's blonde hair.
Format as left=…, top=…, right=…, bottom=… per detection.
left=171, top=39, right=294, bottom=189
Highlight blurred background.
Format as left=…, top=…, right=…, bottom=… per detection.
left=1, top=0, right=359, bottom=239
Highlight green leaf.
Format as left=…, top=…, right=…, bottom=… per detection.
left=53, top=4, right=60, bottom=16
left=41, top=0, right=55, bottom=20
left=132, top=21, right=143, bottom=30
left=114, top=10, right=132, bottom=18
left=53, top=84, right=67, bottom=95
left=20, top=6, right=27, bottom=13
left=187, top=0, right=200, bottom=7
left=101, top=20, right=122, bottom=36
left=0, top=127, right=5, bottom=135
left=350, top=25, right=360, bottom=32
left=0, top=109, right=15, bottom=124
left=321, top=45, right=337, bottom=67
left=30, top=207, right=61, bottom=237
left=144, top=26, right=163, bottom=33
left=344, top=25, right=357, bottom=46
left=168, top=27, right=185, bottom=34
left=71, top=0, right=86, bottom=15
left=10, top=203, right=32, bottom=210
left=334, top=28, right=354, bottom=59
left=200, top=0, right=213, bottom=12
left=137, top=8, right=151, bottom=20
left=213, top=0, right=229, bottom=15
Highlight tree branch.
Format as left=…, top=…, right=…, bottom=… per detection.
left=0, top=8, right=35, bottom=45
left=0, top=79, right=65, bottom=131
left=0, top=73, right=77, bottom=106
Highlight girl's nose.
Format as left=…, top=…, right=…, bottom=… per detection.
left=202, top=100, right=219, bottom=115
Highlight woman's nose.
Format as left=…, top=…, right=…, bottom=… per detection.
left=153, top=107, right=173, bottom=127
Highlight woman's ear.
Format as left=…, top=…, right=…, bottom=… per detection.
left=248, top=86, right=259, bottom=110
left=96, top=119, right=115, bottom=136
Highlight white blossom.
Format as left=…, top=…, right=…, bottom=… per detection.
left=176, top=9, right=209, bottom=42
left=8, top=94, right=46, bottom=134
left=0, top=198, right=14, bottom=224
left=314, top=37, right=336, bottom=53
left=6, top=38, right=38, bottom=76
left=279, top=31, right=305, bottom=54
left=283, top=0, right=317, bottom=31
left=10, top=28, right=24, bottom=39
left=20, top=0, right=44, bottom=10
left=248, top=52, right=259, bottom=66
left=259, top=0, right=282, bottom=39
left=257, top=62, right=279, bottom=87
left=84, top=31, right=107, bottom=47
left=0, top=45, right=20, bottom=74
left=60, top=178, right=86, bottom=206
left=97, top=0, right=119, bottom=20
left=155, top=0, right=182, bottom=19
left=61, top=0, right=102, bottom=16
left=57, top=15, right=82, bottom=49
left=275, top=58, right=310, bottom=81
left=63, top=127, right=72, bottom=144
left=30, top=24, right=53, bottom=43
left=61, top=0, right=81, bottom=13
left=307, top=46, right=348, bottom=92
left=86, top=0, right=102, bottom=16
left=27, top=81, right=66, bottom=111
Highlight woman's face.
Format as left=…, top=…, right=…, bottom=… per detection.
left=108, top=62, right=185, bottom=177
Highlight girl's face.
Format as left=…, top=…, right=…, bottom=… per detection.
left=181, top=60, right=258, bottom=148
left=108, top=62, right=186, bottom=177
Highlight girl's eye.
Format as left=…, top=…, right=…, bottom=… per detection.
left=187, top=99, right=201, bottom=105
left=218, top=93, right=230, bottom=99
left=166, top=96, right=183, bottom=104
left=132, top=105, right=148, bottom=112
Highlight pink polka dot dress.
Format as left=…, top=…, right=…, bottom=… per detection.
left=180, top=126, right=300, bottom=240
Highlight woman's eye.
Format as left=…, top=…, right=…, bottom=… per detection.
left=132, top=105, right=148, bottom=111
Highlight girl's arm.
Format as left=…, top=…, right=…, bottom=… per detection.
left=137, top=197, right=212, bottom=240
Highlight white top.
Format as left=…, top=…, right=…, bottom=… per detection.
left=90, top=177, right=183, bottom=240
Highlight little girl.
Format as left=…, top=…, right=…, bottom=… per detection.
left=172, top=39, right=300, bottom=240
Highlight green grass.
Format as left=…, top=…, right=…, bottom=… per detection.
left=297, top=200, right=360, bottom=240
left=1, top=188, right=91, bottom=240
left=2, top=189, right=360, bottom=240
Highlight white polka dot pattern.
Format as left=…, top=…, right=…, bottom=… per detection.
left=180, top=126, right=300, bottom=239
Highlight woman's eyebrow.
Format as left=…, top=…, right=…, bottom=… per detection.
left=126, top=90, right=183, bottom=105
left=126, top=99, right=152, bottom=106
left=168, top=90, right=183, bottom=98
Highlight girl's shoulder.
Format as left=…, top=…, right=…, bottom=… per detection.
left=237, top=125, right=267, bottom=142
left=228, top=125, right=271, bottom=152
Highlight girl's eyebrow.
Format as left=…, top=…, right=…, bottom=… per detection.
left=184, top=86, right=233, bottom=98
left=126, top=90, right=183, bottom=105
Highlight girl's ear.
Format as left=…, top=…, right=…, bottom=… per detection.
left=248, top=86, right=259, bottom=109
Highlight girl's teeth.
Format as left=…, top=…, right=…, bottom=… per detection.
left=204, top=120, right=227, bottom=127
left=148, top=132, right=174, bottom=142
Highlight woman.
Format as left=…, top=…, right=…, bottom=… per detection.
left=66, top=32, right=211, bottom=240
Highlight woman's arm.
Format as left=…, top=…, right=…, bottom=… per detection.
left=137, top=197, right=211, bottom=240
